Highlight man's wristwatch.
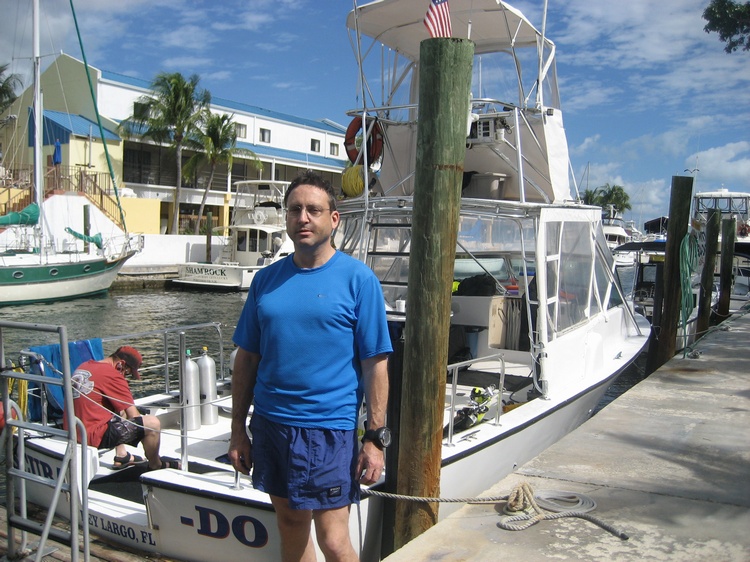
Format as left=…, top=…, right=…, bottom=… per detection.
left=362, top=426, right=392, bottom=449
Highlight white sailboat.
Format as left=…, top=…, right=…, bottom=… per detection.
left=0, top=0, right=140, bottom=306
left=1, top=2, right=649, bottom=561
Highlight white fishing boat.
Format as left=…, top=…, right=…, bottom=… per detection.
left=172, top=181, right=293, bottom=290
left=692, top=188, right=750, bottom=296
left=1, top=1, right=649, bottom=561
left=0, top=0, right=140, bottom=306
left=602, top=208, right=635, bottom=267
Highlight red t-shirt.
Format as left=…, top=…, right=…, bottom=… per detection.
left=63, top=360, right=135, bottom=448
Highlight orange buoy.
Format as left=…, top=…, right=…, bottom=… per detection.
left=344, top=116, right=383, bottom=165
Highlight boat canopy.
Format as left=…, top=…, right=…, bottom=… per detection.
left=347, top=0, right=551, bottom=60
left=0, top=203, right=39, bottom=226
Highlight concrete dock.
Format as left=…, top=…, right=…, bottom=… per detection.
left=383, top=309, right=750, bottom=561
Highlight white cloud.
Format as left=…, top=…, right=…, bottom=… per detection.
left=690, top=142, right=750, bottom=190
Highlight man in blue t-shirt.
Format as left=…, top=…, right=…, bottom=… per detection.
left=229, top=170, right=392, bottom=561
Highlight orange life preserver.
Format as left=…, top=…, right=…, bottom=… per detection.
left=739, top=224, right=748, bottom=237
left=0, top=401, right=17, bottom=431
left=345, top=116, right=383, bottom=165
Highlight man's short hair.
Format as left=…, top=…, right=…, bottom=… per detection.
left=284, top=170, right=337, bottom=211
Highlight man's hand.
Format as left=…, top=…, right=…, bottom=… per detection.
left=228, top=432, right=253, bottom=475
left=356, top=441, right=385, bottom=485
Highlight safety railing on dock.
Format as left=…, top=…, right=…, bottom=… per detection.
left=0, top=320, right=90, bottom=562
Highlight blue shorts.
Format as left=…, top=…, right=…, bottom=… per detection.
left=250, top=414, right=360, bottom=510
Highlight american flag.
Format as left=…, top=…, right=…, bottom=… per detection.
left=424, top=0, right=452, bottom=38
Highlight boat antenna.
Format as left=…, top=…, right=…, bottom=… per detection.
left=68, top=0, right=128, bottom=232
left=536, top=0, right=549, bottom=110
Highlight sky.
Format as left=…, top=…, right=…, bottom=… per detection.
left=1, top=0, right=748, bottom=228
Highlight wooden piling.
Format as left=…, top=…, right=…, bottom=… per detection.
left=391, top=37, right=474, bottom=551
left=206, top=211, right=212, bottom=263
left=696, top=208, right=720, bottom=337
left=718, top=217, right=737, bottom=318
left=647, top=175, right=692, bottom=372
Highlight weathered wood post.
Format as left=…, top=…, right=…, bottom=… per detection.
left=205, top=211, right=213, bottom=263
left=393, top=37, right=474, bottom=550
left=650, top=175, right=693, bottom=371
left=718, top=217, right=737, bottom=319
left=696, top=208, right=720, bottom=337
left=83, top=204, right=91, bottom=253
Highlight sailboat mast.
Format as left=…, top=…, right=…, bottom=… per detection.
left=32, top=0, right=45, bottom=259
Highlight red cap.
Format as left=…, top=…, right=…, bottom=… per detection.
left=114, top=346, right=142, bottom=380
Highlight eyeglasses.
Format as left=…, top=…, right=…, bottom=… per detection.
left=286, top=205, right=330, bottom=218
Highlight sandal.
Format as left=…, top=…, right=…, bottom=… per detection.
left=158, top=457, right=181, bottom=470
left=112, top=452, right=147, bottom=470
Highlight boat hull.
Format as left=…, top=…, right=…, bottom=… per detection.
left=172, top=263, right=260, bottom=290
left=0, top=252, right=135, bottom=306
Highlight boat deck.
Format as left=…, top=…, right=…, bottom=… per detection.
left=382, top=305, right=750, bottom=561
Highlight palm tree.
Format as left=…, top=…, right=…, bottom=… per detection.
left=121, top=72, right=210, bottom=234
left=184, top=111, right=262, bottom=235
left=0, top=63, right=23, bottom=114
left=581, top=187, right=604, bottom=207
left=598, top=183, right=632, bottom=216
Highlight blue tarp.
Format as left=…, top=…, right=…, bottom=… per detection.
left=27, top=339, right=104, bottom=422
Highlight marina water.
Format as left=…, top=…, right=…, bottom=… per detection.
left=0, top=286, right=645, bottom=406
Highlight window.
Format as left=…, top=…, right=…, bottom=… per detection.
left=311, top=139, right=321, bottom=153
left=133, top=101, right=149, bottom=120
left=235, top=123, right=247, bottom=139
left=330, top=143, right=339, bottom=157
left=259, top=128, right=271, bottom=143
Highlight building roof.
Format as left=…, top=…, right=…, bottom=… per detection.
left=99, top=70, right=346, bottom=135
left=30, top=109, right=120, bottom=147
left=236, top=140, right=347, bottom=169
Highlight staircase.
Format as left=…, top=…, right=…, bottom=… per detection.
left=1, top=165, right=125, bottom=230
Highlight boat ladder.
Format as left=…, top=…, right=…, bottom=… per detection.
left=0, top=320, right=90, bottom=562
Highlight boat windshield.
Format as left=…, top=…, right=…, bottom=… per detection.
left=334, top=211, right=534, bottom=306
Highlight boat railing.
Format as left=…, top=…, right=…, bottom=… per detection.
left=343, top=95, right=552, bottom=204
left=444, top=352, right=506, bottom=447
left=100, top=321, right=227, bottom=396
left=0, top=319, right=89, bottom=562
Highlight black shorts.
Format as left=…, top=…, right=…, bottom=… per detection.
left=99, top=416, right=145, bottom=449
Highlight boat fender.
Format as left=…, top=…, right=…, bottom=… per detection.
left=196, top=347, right=218, bottom=425
left=345, top=116, right=383, bottom=165
left=183, top=350, right=202, bottom=430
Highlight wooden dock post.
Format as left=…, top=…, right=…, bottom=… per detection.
left=696, top=208, right=720, bottom=337
left=718, top=217, right=737, bottom=319
left=647, top=175, right=693, bottom=373
left=391, top=37, right=474, bottom=552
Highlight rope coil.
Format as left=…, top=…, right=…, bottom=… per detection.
left=365, top=481, right=629, bottom=540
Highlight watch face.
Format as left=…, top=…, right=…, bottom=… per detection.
left=377, top=427, right=392, bottom=448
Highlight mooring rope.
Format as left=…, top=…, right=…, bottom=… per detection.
left=364, top=481, right=629, bottom=540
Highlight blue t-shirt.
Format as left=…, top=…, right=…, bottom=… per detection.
left=233, top=251, right=393, bottom=429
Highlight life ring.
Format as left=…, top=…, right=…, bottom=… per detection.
left=345, top=116, right=383, bottom=165
left=739, top=225, right=748, bottom=237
